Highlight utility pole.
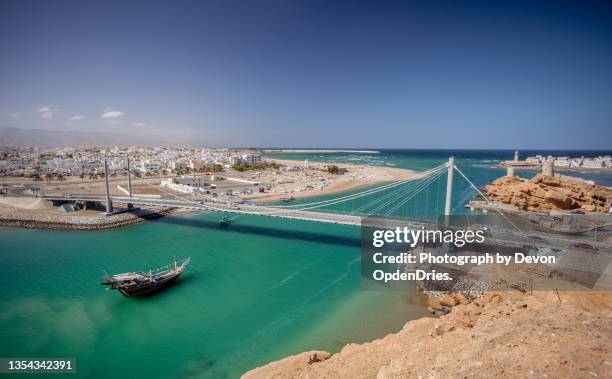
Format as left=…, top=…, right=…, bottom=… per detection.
left=104, top=158, right=113, bottom=214
left=444, top=156, right=455, bottom=224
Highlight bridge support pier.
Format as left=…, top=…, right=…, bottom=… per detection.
left=127, top=157, right=133, bottom=209
left=104, top=159, right=113, bottom=214
left=444, top=156, right=454, bottom=224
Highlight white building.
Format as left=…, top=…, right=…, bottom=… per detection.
left=229, top=156, right=242, bottom=165
left=174, top=175, right=209, bottom=187
left=553, top=157, right=571, bottom=167
left=241, top=154, right=262, bottom=165
left=140, top=160, right=165, bottom=173
left=582, top=159, right=604, bottom=168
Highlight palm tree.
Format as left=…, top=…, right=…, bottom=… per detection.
left=44, top=174, right=52, bottom=184
left=79, top=173, right=85, bottom=182
left=57, top=174, right=65, bottom=182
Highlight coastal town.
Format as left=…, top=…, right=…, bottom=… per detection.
left=0, top=146, right=414, bottom=229
left=0, top=145, right=264, bottom=179
left=500, top=150, right=612, bottom=170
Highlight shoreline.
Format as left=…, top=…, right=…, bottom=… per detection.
left=252, top=158, right=416, bottom=203
left=0, top=201, right=179, bottom=231
left=263, top=149, right=380, bottom=154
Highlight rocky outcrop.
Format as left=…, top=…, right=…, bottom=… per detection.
left=242, top=292, right=612, bottom=378
left=483, top=174, right=612, bottom=213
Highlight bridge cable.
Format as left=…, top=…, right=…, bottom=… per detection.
left=453, top=165, right=524, bottom=234
left=267, top=163, right=448, bottom=210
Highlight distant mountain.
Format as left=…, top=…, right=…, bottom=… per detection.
left=0, top=126, right=166, bottom=147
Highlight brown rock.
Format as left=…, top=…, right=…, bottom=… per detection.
left=485, top=293, right=503, bottom=304
left=439, top=294, right=457, bottom=307
left=243, top=292, right=612, bottom=379
left=483, top=174, right=612, bottom=213
left=453, top=292, right=470, bottom=305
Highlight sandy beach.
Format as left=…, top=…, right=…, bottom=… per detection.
left=248, top=158, right=416, bottom=202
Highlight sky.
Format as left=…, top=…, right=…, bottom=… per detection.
left=1, top=0, right=611, bottom=149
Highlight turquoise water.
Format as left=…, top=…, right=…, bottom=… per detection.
left=0, top=213, right=428, bottom=378
left=1, top=149, right=611, bottom=378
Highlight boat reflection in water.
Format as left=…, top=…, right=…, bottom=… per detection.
left=101, top=257, right=191, bottom=297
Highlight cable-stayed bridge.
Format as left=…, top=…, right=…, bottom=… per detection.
left=43, top=159, right=459, bottom=226
left=39, top=156, right=612, bottom=252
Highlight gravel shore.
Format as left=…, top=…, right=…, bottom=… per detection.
left=0, top=206, right=177, bottom=231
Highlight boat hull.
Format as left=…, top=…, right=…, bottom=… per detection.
left=118, top=271, right=183, bottom=297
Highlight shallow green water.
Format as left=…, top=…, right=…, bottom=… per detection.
left=2, top=148, right=610, bottom=378
left=0, top=212, right=428, bottom=378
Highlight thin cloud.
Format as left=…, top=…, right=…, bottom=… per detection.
left=132, top=122, right=146, bottom=127
left=100, top=107, right=124, bottom=119
left=69, top=115, right=85, bottom=121
left=38, top=106, right=58, bottom=113
left=10, top=112, right=20, bottom=117
left=38, top=105, right=58, bottom=119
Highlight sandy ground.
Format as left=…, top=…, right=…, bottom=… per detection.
left=0, top=196, right=99, bottom=217
left=246, top=158, right=415, bottom=202
left=0, top=196, right=175, bottom=230
left=0, top=196, right=110, bottom=218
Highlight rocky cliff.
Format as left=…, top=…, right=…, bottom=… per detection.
left=483, top=174, right=612, bottom=213
left=242, top=291, right=611, bottom=378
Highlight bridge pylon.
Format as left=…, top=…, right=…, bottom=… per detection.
left=444, top=156, right=454, bottom=223
left=126, top=157, right=133, bottom=209
left=104, top=158, right=113, bottom=214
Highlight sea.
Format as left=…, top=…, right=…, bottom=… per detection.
left=0, top=149, right=610, bottom=378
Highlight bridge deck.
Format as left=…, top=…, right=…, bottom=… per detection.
left=40, top=194, right=612, bottom=252
left=43, top=195, right=364, bottom=225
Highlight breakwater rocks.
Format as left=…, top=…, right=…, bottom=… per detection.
left=484, top=174, right=612, bottom=213
left=0, top=208, right=177, bottom=231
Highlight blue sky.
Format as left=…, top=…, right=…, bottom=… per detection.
left=1, top=0, right=611, bottom=148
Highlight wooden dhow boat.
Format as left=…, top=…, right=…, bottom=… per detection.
left=101, top=257, right=191, bottom=296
